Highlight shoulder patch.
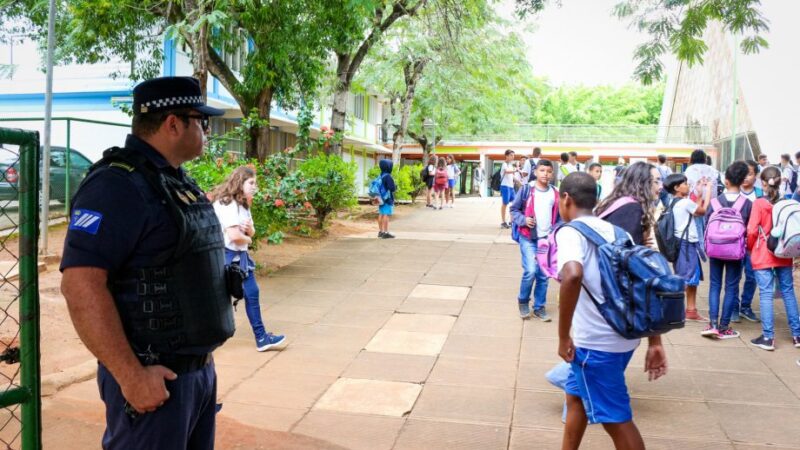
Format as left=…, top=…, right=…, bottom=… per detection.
left=109, top=162, right=135, bottom=172
left=69, top=209, right=103, bottom=235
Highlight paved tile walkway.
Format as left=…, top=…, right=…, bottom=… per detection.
left=50, top=196, right=800, bottom=449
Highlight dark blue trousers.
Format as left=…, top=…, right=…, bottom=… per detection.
left=97, top=361, right=217, bottom=450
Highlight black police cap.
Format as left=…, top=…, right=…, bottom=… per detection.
left=133, top=76, right=224, bottom=116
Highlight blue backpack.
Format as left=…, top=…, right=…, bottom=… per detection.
left=368, top=174, right=390, bottom=205
left=567, top=221, right=686, bottom=339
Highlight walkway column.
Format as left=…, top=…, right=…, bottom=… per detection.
left=480, top=152, right=491, bottom=197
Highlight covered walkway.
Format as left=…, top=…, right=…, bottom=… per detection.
left=45, top=197, right=800, bottom=449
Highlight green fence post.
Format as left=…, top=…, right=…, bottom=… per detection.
left=65, top=118, right=71, bottom=215
left=19, top=130, right=42, bottom=450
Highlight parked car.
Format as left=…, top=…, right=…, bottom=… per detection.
left=0, top=145, right=93, bottom=203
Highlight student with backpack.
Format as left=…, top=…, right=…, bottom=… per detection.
left=433, top=157, right=449, bottom=210
left=746, top=166, right=800, bottom=351
left=656, top=155, right=673, bottom=208
left=703, top=161, right=753, bottom=339
left=423, top=155, right=437, bottom=208
left=556, top=172, right=670, bottom=450
left=731, top=160, right=763, bottom=323
left=779, top=154, right=797, bottom=199
left=588, top=162, right=603, bottom=199
left=499, top=149, right=518, bottom=228
left=595, top=162, right=659, bottom=247
left=663, top=173, right=712, bottom=322
left=375, top=159, right=397, bottom=238
left=445, top=155, right=460, bottom=208
left=520, top=147, right=542, bottom=184
left=510, top=159, right=559, bottom=321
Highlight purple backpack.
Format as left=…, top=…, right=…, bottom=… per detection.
left=704, top=196, right=747, bottom=260
left=536, top=197, right=637, bottom=281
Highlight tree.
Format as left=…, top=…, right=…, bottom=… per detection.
left=4, top=0, right=348, bottom=162
left=516, top=0, right=769, bottom=85
left=531, top=83, right=664, bottom=125
left=327, top=0, right=427, bottom=156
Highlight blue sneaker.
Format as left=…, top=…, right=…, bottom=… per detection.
left=256, top=333, right=286, bottom=352
left=519, top=302, right=531, bottom=319
left=533, top=307, right=552, bottom=322
left=740, top=307, right=759, bottom=323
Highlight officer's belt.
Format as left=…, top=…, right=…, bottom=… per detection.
left=140, top=353, right=213, bottom=375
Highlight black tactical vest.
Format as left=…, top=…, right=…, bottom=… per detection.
left=84, top=146, right=235, bottom=354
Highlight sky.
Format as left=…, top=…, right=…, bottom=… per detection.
left=496, top=0, right=650, bottom=86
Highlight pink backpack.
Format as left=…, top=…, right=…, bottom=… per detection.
left=705, top=195, right=747, bottom=260
left=535, top=196, right=638, bottom=281
left=536, top=224, right=564, bottom=280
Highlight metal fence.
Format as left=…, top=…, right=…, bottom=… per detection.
left=0, top=127, right=42, bottom=449
left=403, top=124, right=712, bottom=145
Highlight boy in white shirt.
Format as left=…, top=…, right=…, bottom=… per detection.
left=556, top=172, right=668, bottom=450
left=500, top=149, right=518, bottom=228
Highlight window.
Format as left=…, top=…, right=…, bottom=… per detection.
left=69, top=151, right=92, bottom=170
left=220, top=28, right=249, bottom=74
left=353, top=94, right=365, bottom=120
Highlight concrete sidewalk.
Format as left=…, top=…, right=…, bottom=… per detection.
left=48, top=196, right=800, bottom=449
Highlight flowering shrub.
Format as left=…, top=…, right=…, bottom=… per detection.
left=185, top=147, right=313, bottom=246
left=298, top=152, right=357, bottom=228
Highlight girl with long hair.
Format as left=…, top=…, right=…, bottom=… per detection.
left=594, top=161, right=660, bottom=246
left=746, top=166, right=800, bottom=350
left=212, top=166, right=286, bottom=352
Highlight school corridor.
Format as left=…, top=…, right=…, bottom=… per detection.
left=45, top=197, right=800, bottom=449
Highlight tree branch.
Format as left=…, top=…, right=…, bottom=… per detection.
left=205, top=42, right=248, bottom=109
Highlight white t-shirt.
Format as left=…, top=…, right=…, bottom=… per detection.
left=739, top=188, right=759, bottom=202
left=522, top=158, right=540, bottom=183
left=684, top=164, right=719, bottom=198
left=447, top=164, right=456, bottom=179
left=781, top=165, right=794, bottom=196
left=558, top=163, right=576, bottom=184
left=531, top=184, right=556, bottom=238
left=671, top=198, right=699, bottom=242
left=556, top=216, right=641, bottom=353
left=427, top=164, right=435, bottom=176
left=213, top=200, right=252, bottom=251
left=501, top=162, right=516, bottom=187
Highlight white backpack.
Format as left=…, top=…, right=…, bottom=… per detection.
left=769, top=199, right=800, bottom=258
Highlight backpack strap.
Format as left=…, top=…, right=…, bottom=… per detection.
left=598, top=196, right=637, bottom=219
left=565, top=220, right=609, bottom=248
left=551, top=187, right=559, bottom=225
left=710, top=197, right=722, bottom=213
left=732, top=194, right=747, bottom=212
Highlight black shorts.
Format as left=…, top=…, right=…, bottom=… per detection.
left=426, top=178, right=435, bottom=188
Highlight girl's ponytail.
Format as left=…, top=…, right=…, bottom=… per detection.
left=760, top=166, right=782, bottom=204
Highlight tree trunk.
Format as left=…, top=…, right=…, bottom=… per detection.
left=246, top=89, right=273, bottom=162
left=329, top=55, right=350, bottom=157
left=392, top=59, right=426, bottom=166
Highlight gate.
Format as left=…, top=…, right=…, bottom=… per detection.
left=0, top=127, right=42, bottom=449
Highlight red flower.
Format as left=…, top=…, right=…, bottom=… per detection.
left=303, top=201, right=313, bottom=210
left=274, top=199, right=285, bottom=207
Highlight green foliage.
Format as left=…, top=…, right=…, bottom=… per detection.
left=298, top=153, right=358, bottom=229
left=185, top=147, right=315, bottom=248
left=531, top=83, right=665, bottom=125
left=366, top=163, right=426, bottom=203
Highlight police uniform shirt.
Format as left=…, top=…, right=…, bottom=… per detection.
left=61, top=134, right=181, bottom=274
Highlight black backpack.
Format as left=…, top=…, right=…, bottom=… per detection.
left=420, top=165, right=430, bottom=183
left=655, top=198, right=691, bottom=263
left=789, top=166, right=798, bottom=195
left=491, top=168, right=502, bottom=191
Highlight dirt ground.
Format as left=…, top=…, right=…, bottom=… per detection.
left=8, top=204, right=402, bottom=377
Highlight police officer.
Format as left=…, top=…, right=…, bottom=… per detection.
left=60, top=77, right=233, bottom=449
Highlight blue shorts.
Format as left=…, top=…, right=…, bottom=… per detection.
left=379, top=204, right=393, bottom=216
left=565, top=347, right=635, bottom=424
left=448, top=179, right=456, bottom=188
left=500, top=186, right=515, bottom=204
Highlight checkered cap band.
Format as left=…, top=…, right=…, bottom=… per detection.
left=142, top=95, right=205, bottom=111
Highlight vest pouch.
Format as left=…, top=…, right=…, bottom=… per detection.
left=225, top=260, right=247, bottom=301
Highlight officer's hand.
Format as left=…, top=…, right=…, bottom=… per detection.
left=122, top=365, right=177, bottom=413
